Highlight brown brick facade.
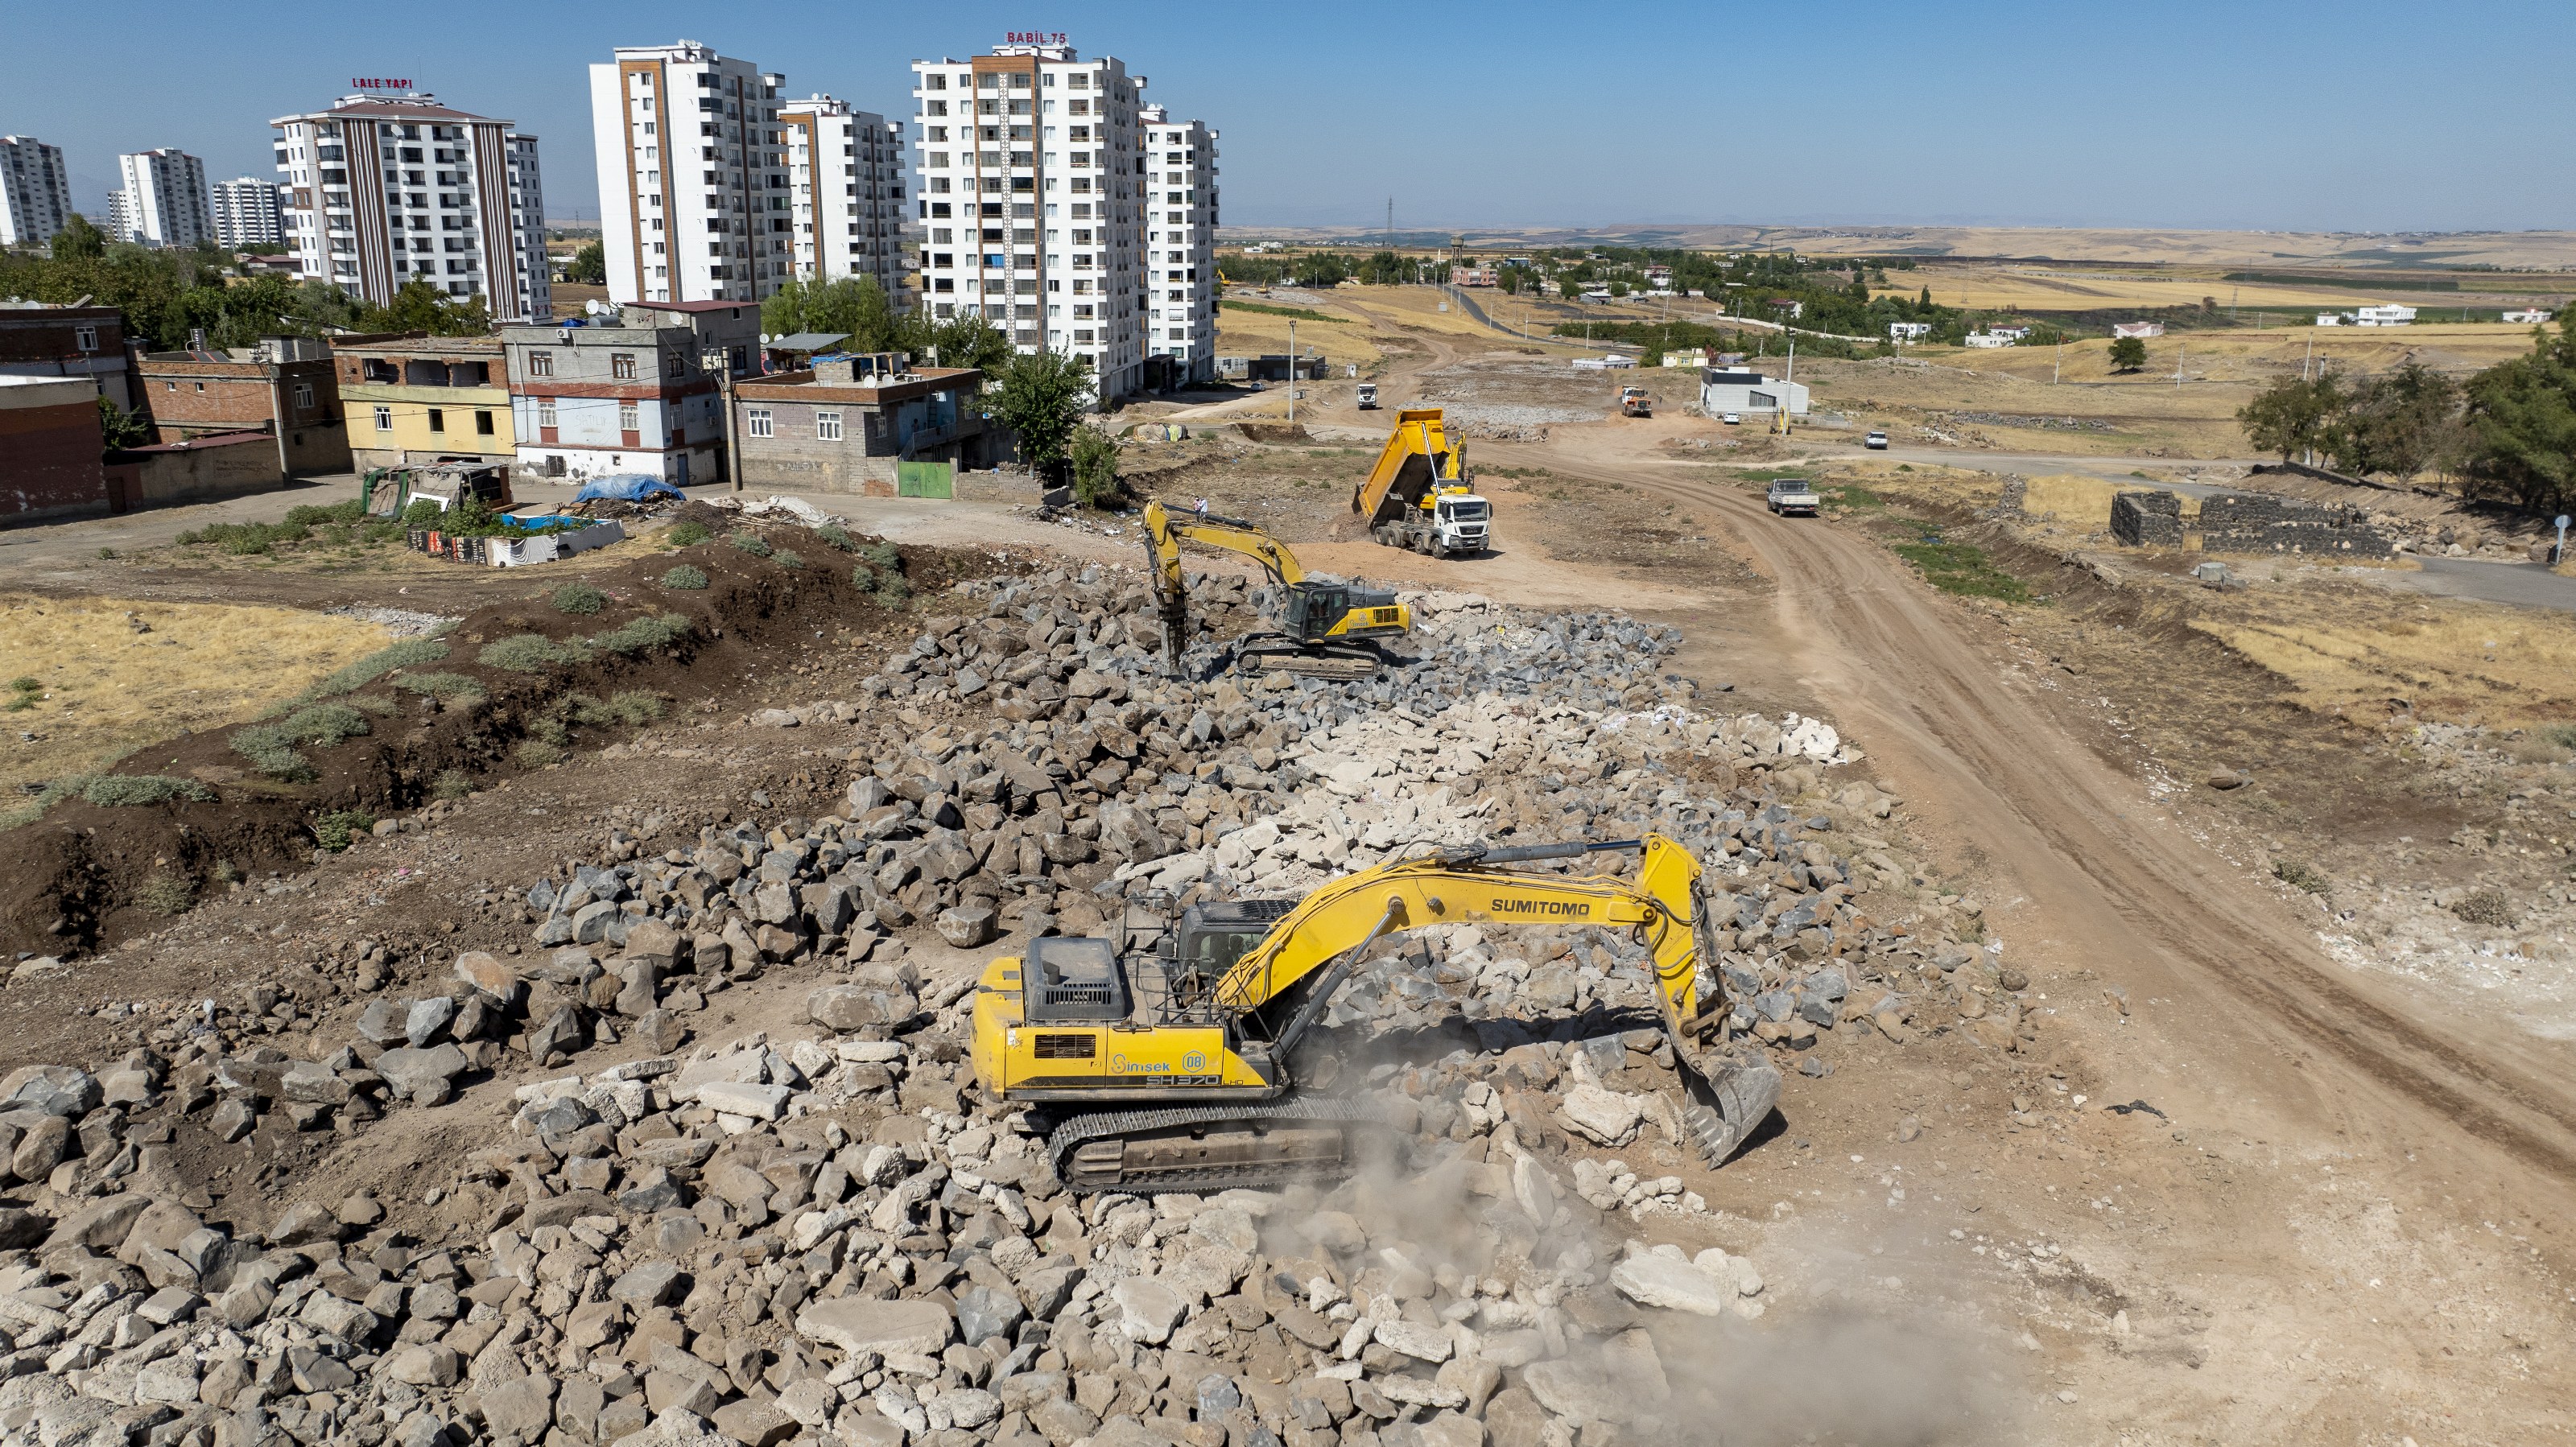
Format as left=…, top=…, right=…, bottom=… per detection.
left=134, top=352, right=351, bottom=474
left=0, top=381, right=108, bottom=522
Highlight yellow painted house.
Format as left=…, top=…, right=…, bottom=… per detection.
left=335, top=336, right=514, bottom=469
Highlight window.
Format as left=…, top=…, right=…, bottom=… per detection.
left=427, top=408, right=444, bottom=433
left=475, top=410, right=494, bottom=435
left=815, top=410, right=842, bottom=442
left=611, top=353, right=637, bottom=380
left=164, top=381, right=175, bottom=393
left=618, top=402, right=639, bottom=431
left=537, top=400, right=557, bottom=428
left=746, top=406, right=773, bottom=438
left=373, top=406, right=391, bottom=431
left=293, top=382, right=315, bottom=410
left=73, top=326, right=97, bottom=352
left=528, top=350, right=553, bottom=377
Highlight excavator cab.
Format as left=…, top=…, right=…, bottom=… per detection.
left=1282, top=579, right=1406, bottom=645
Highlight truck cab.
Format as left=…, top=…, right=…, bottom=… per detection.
left=1429, top=490, right=1491, bottom=556
left=1356, top=383, right=1379, bottom=410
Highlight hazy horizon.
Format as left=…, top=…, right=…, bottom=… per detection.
left=10, top=0, right=2572, bottom=237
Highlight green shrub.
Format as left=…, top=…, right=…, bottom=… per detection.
left=662, top=565, right=709, bottom=590
left=514, top=740, right=567, bottom=768
left=231, top=702, right=373, bottom=780
left=814, top=523, right=854, bottom=551
left=667, top=521, right=712, bottom=547
left=79, top=775, right=216, bottom=808
left=2273, top=858, right=2330, bottom=895
left=1889, top=536, right=2031, bottom=604
left=303, top=637, right=448, bottom=699
left=285, top=501, right=366, bottom=527
left=2546, top=724, right=2576, bottom=751
left=588, top=613, right=691, bottom=656
left=775, top=550, right=805, bottom=570
left=2454, top=888, right=2514, bottom=928
left=391, top=672, right=484, bottom=702
left=180, top=520, right=310, bottom=555
left=8, top=678, right=37, bottom=694
left=134, top=872, right=196, bottom=917
left=851, top=562, right=876, bottom=591
left=400, top=498, right=445, bottom=529
left=430, top=768, right=474, bottom=800
left=875, top=572, right=911, bottom=604
left=340, top=693, right=398, bottom=716
left=551, top=582, right=607, bottom=615
left=567, top=691, right=668, bottom=728
left=860, top=540, right=902, bottom=572
left=527, top=713, right=571, bottom=747
left=312, top=809, right=377, bottom=852
left=478, top=633, right=591, bottom=672
left=96, top=547, right=116, bottom=560
left=729, top=530, right=773, bottom=558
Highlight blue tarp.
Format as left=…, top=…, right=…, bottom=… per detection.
left=571, top=476, right=685, bottom=504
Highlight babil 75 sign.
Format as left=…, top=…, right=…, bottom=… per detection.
left=1004, top=32, right=1066, bottom=45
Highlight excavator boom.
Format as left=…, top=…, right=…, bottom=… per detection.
left=1141, top=499, right=1409, bottom=678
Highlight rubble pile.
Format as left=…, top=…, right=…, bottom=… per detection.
left=0, top=571, right=2045, bottom=1447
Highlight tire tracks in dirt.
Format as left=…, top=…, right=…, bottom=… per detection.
left=1552, top=454, right=2576, bottom=1192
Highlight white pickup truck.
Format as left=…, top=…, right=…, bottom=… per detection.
left=1765, top=478, right=1821, bottom=516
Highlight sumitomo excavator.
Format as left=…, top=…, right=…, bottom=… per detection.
left=968, top=833, right=1784, bottom=1193
left=1141, top=499, right=1410, bottom=679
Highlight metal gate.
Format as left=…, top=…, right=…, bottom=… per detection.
left=897, top=460, right=953, bottom=499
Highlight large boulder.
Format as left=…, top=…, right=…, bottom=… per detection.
left=794, top=1297, right=955, bottom=1357
left=1608, top=1252, right=1730, bottom=1317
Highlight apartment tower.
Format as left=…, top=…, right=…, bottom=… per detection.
left=910, top=43, right=1149, bottom=398
left=0, top=136, right=72, bottom=248
left=1137, top=105, right=1218, bottom=385
left=592, top=42, right=792, bottom=306
left=270, top=92, right=551, bottom=319
left=211, top=176, right=285, bottom=248
left=112, top=148, right=213, bottom=248
left=778, top=95, right=909, bottom=304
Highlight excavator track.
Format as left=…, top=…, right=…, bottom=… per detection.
left=1228, top=634, right=1385, bottom=680
left=1044, top=1097, right=1401, bottom=1194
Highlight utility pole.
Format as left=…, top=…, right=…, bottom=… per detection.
left=2175, top=341, right=2185, bottom=390
left=2053, top=339, right=2062, bottom=385
left=1286, top=319, right=1295, bottom=426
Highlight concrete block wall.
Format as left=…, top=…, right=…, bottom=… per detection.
left=2110, top=490, right=2183, bottom=546
left=2200, top=493, right=2393, bottom=559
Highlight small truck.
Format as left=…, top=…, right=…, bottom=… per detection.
left=1765, top=477, right=1822, bottom=516
left=1620, top=385, right=1653, bottom=418
left=1356, top=382, right=1379, bottom=410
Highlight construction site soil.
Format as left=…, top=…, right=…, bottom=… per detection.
left=1, top=303, right=2572, bottom=1446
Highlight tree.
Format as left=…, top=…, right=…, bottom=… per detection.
left=2108, top=336, right=2149, bottom=372
left=984, top=348, right=1093, bottom=479
left=764, top=276, right=898, bottom=352
left=357, top=280, right=490, bottom=337
left=52, top=215, right=103, bottom=261
left=2236, top=373, right=2345, bottom=463
left=1918, top=285, right=1933, bottom=309
left=2464, top=315, right=2576, bottom=513
left=97, top=398, right=152, bottom=450
left=893, top=310, right=1010, bottom=374
left=1558, top=277, right=1582, bottom=300
left=1068, top=422, right=1122, bottom=507
left=2337, top=363, right=2466, bottom=479
left=567, top=241, right=606, bottom=286
left=1497, top=268, right=1521, bottom=295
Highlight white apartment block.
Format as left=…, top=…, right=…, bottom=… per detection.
left=270, top=92, right=551, bottom=319
left=0, top=136, right=72, bottom=248
left=1137, top=105, right=1217, bottom=386
left=779, top=95, right=908, bottom=303
left=211, top=176, right=284, bottom=248
left=592, top=42, right=792, bottom=306
left=911, top=43, right=1150, bottom=399
left=113, top=149, right=212, bottom=248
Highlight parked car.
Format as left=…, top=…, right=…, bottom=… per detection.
left=1721, top=411, right=1741, bottom=426
left=1765, top=477, right=1821, bottom=517
left=1864, top=429, right=1889, bottom=449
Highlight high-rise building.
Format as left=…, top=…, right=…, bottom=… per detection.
left=910, top=43, right=1150, bottom=398
left=112, top=149, right=213, bottom=249
left=270, top=91, right=551, bottom=320
left=592, top=41, right=793, bottom=306
left=778, top=95, right=908, bottom=305
left=0, top=136, right=72, bottom=248
left=100, top=191, right=136, bottom=246
left=211, top=176, right=285, bottom=248
left=1137, top=105, right=1217, bottom=386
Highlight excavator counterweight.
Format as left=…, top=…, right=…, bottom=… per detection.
left=970, top=832, right=1784, bottom=1193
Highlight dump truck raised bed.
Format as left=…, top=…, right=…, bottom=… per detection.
left=1351, top=408, right=1492, bottom=559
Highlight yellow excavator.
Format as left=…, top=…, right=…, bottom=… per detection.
left=969, top=834, right=1784, bottom=1193
left=1141, top=499, right=1410, bottom=679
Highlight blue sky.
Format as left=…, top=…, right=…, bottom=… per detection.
left=10, top=0, right=2574, bottom=235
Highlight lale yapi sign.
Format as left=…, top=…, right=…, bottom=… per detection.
left=349, top=77, right=413, bottom=90
left=1003, top=32, right=1066, bottom=45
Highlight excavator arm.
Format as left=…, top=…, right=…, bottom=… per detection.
left=1208, top=832, right=1781, bottom=1165
left=1143, top=498, right=1308, bottom=587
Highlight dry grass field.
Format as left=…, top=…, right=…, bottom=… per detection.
left=2192, top=597, right=2576, bottom=732
left=1213, top=296, right=1385, bottom=368
left=1876, top=264, right=2436, bottom=315
left=0, top=594, right=396, bottom=800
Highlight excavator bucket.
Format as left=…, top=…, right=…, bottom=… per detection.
left=1673, top=1047, right=1783, bottom=1166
